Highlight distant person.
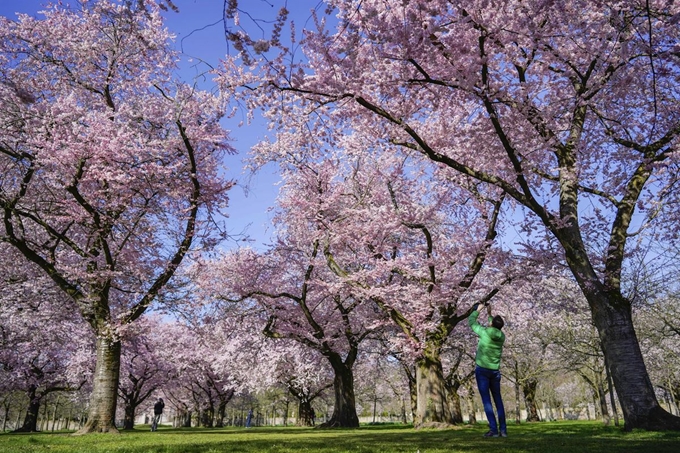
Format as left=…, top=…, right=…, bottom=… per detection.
left=151, top=398, right=164, bottom=432
left=245, top=408, right=253, bottom=428
left=469, top=302, right=507, bottom=438
left=310, top=407, right=315, bottom=426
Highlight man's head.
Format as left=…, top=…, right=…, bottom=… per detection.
left=492, top=315, right=504, bottom=330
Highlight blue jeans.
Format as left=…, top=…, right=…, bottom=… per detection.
left=475, top=365, right=506, bottom=434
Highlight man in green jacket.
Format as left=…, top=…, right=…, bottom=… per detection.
left=469, top=302, right=507, bottom=438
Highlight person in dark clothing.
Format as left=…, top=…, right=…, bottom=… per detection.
left=469, top=302, right=507, bottom=438
left=151, top=398, right=164, bottom=431
left=245, top=408, right=253, bottom=428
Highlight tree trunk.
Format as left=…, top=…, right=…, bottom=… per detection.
left=297, top=400, right=314, bottom=427
left=593, top=392, right=601, bottom=419
left=14, top=386, right=40, bottom=432
left=123, top=403, right=136, bottom=430
left=174, top=408, right=192, bottom=427
left=589, top=293, right=680, bottom=430
left=216, top=402, right=227, bottom=427
left=514, top=364, right=522, bottom=424
left=75, top=336, right=121, bottom=434
left=596, top=377, right=611, bottom=425
left=444, top=374, right=464, bottom=424
left=200, top=407, right=214, bottom=427
left=414, top=354, right=452, bottom=427
left=447, top=386, right=464, bottom=424
left=2, top=400, right=10, bottom=432
left=320, top=362, right=359, bottom=428
left=522, top=379, right=540, bottom=422
left=564, top=237, right=680, bottom=431
left=466, top=382, right=477, bottom=425
left=405, top=366, right=417, bottom=420
left=51, top=396, right=60, bottom=431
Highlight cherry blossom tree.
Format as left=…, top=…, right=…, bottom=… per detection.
left=202, top=245, right=371, bottom=428
left=310, top=153, right=514, bottom=427
left=117, top=315, right=173, bottom=430
left=0, top=245, right=93, bottom=432
left=201, top=311, right=334, bottom=427
left=0, top=0, right=232, bottom=433
left=220, top=0, right=680, bottom=430
left=198, top=157, right=397, bottom=427
left=156, top=320, right=236, bottom=428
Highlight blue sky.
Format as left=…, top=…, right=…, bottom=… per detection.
left=0, top=0, right=322, bottom=250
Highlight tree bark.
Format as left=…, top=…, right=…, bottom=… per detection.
left=297, top=400, right=314, bottom=427
left=14, top=386, right=40, bottom=432
left=447, top=386, right=464, bottom=424
left=522, top=379, right=540, bottom=422
left=216, top=402, right=227, bottom=427
left=588, top=291, right=680, bottom=430
left=402, top=363, right=418, bottom=420
left=75, top=336, right=121, bottom=434
left=444, top=373, right=465, bottom=425
left=122, top=403, right=137, bottom=430
left=200, top=406, right=214, bottom=428
left=320, top=362, right=359, bottom=428
left=559, top=228, right=680, bottom=430
left=414, top=354, right=452, bottom=427
left=174, top=408, right=192, bottom=428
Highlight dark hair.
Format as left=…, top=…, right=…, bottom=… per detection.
left=492, top=315, right=504, bottom=330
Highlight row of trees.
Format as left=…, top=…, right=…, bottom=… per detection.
left=3, top=232, right=680, bottom=432
left=1, top=0, right=680, bottom=434
left=218, top=0, right=680, bottom=431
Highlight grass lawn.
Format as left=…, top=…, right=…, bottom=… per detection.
left=1, top=421, right=679, bottom=453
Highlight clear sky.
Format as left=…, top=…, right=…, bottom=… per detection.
left=0, top=0, right=321, bottom=250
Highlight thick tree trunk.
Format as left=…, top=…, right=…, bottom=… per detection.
left=563, top=234, right=680, bottom=431
left=174, top=408, right=192, bottom=427
left=447, top=386, right=464, bottom=424
left=216, top=402, right=227, bottom=427
left=320, top=363, right=359, bottom=428
left=590, top=293, right=680, bottom=430
left=297, top=400, right=314, bottom=427
left=200, top=407, right=214, bottom=427
left=514, top=371, right=522, bottom=424
left=414, top=354, right=452, bottom=427
left=122, top=403, right=136, bottom=430
left=522, top=379, right=540, bottom=422
left=14, top=386, right=40, bottom=432
left=75, top=336, right=121, bottom=434
left=444, top=371, right=466, bottom=425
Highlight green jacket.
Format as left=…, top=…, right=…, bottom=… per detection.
left=468, top=310, right=505, bottom=370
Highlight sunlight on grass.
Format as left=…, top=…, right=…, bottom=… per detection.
left=1, top=421, right=680, bottom=453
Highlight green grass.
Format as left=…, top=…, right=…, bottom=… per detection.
left=1, top=421, right=679, bottom=453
